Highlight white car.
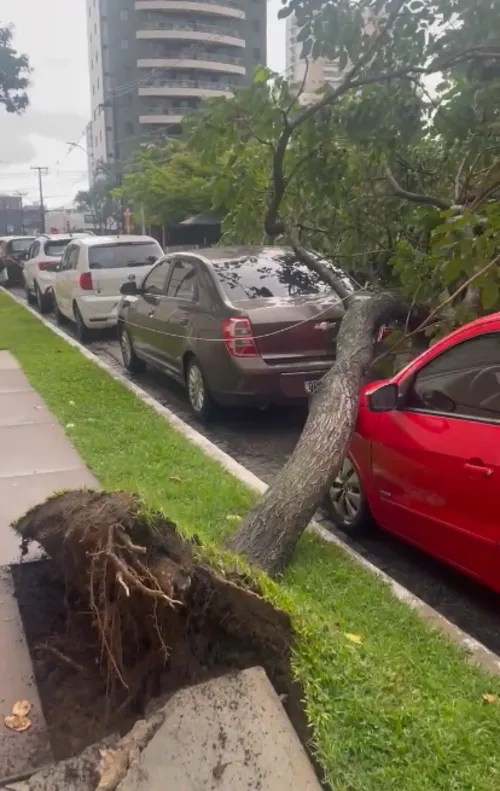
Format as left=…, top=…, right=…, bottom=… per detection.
left=52, top=235, right=162, bottom=342
left=24, top=234, right=89, bottom=313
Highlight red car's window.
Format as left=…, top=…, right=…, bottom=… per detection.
left=406, top=332, right=500, bottom=421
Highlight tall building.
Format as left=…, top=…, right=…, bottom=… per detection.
left=86, top=0, right=267, bottom=177
left=286, top=15, right=343, bottom=105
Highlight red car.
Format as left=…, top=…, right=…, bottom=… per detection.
left=326, top=312, right=500, bottom=593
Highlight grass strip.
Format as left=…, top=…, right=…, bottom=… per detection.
left=1, top=291, right=500, bottom=791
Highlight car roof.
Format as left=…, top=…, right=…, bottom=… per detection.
left=36, top=233, right=88, bottom=242
left=0, top=235, right=35, bottom=241
left=73, top=234, right=160, bottom=247
left=169, top=245, right=290, bottom=263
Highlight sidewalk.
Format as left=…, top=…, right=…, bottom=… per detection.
left=0, top=350, right=98, bottom=784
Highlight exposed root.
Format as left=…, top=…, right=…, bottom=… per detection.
left=13, top=490, right=293, bottom=706
left=36, top=643, right=87, bottom=675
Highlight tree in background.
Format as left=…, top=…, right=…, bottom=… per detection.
left=0, top=25, right=30, bottom=113
left=74, top=167, right=120, bottom=232
left=115, top=140, right=217, bottom=228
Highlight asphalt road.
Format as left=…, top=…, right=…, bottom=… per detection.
left=7, top=286, right=500, bottom=657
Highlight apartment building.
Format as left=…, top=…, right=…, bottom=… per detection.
left=286, top=14, right=343, bottom=105
left=86, top=0, right=267, bottom=178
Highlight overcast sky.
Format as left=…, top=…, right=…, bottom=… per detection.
left=0, top=0, right=286, bottom=207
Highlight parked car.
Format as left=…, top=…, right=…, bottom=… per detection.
left=0, top=236, right=36, bottom=286
left=23, top=233, right=89, bottom=313
left=326, top=312, right=500, bottom=593
left=117, top=246, right=360, bottom=421
left=52, top=235, right=163, bottom=342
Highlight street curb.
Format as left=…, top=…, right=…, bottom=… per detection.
left=3, top=287, right=500, bottom=676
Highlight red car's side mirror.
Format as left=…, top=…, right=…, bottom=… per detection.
left=367, top=383, right=399, bottom=412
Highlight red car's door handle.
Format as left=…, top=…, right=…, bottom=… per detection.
left=464, top=461, right=493, bottom=477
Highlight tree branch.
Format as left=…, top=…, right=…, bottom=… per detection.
left=264, top=0, right=411, bottom=237
left=383, top=163, right=451, bottom=211
left=286, top=225, right=352, bottom=303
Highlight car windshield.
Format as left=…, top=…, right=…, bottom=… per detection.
left=89, top=242, right=160, bottom=269
left=10, top=238, right=34, bottom=253
left=45, top=240, right=71, bottom=257
left=211, top=251, right=357, bottom=301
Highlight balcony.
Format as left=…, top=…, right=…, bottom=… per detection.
left=137, top=54, right=246, bottom=75
left=139, top=77, right=234, bottom=98
left=135, top=1, right=245, bottom=20
left=136, top=22, right=245, bottom=49
left=140, top=113, right=185, bottom=124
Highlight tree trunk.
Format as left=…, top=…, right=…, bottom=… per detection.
left=228, top=292, right=408, bottom=576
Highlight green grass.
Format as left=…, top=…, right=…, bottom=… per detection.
left=1, top=291, right=500, bottom=791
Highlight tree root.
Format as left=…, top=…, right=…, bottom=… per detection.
left=13, top=490, right=293, bottom=707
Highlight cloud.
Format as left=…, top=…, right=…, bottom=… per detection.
left=0, top=108, right=87, bottom=165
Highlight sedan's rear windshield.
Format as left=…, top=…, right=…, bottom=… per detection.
left=212, top=251, right=356, bottom=301
left=45, top=240, right=71, bottom=257
left=89, top=242, right=160, bottom=269
left=9, top=238, right=34, bottom=253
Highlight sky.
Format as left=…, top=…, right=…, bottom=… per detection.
left=0, top=0, right=286, bottom=208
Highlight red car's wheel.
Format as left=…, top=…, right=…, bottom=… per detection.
left=325, top=457, right=374, bottom=537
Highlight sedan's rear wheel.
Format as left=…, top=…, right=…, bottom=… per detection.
left=324, top=456, right=374, bottom=537
left=119, top=327, right=145, bottom=374
left=186, top=357, right=214, bottom=423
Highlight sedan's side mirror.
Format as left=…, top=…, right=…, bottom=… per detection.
left=120, top=280, right=139, bottom=296
left=367, top=382, right=399, bottom=412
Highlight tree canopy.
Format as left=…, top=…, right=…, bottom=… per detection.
left=99, top=0, right=500, bottom=338
left=115, top=141, right=217, bottom=228
left=0, top=25, right=30, bottom=113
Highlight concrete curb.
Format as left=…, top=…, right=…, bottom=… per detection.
left=3, top=287, right=500, bottom=676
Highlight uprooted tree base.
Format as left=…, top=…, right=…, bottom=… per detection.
left=13, top=490, right=317, bottom=772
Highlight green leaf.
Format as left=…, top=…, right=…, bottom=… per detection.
left=481, top=282, right=499, bottom=311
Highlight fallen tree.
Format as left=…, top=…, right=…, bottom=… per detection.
left=229, top=292, right=409, bottom=574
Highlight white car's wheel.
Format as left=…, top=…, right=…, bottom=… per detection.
left=73, top=303, right=92, bottom=344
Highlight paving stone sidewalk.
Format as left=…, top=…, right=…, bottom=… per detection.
left=0, top=350, right=98, bottom=785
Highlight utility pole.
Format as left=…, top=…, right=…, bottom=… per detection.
left=31, top=166, right=48, bottom=233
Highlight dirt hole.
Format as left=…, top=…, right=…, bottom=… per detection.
left=11, top=490, right=324, bottom=784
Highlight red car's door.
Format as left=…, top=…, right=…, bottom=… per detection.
left=369, top=330, right=500, bottom=591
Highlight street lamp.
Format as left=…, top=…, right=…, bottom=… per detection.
left=66, top=142, right=116, bottom=181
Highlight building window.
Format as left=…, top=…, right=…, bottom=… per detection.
left=121, top=39, right=129, bottom=50
left=253, top=47, right=261, bottom=61
left=120, top=10, right=128, bottom=21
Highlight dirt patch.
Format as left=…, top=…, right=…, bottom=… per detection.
left=12, top=491, right=325, bottom=786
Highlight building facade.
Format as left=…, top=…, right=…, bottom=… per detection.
left=0, top=195, right=23, bottom=236
left=286, top=15, right=343, bottom=105
left=86, top=0, right=266, bottom=179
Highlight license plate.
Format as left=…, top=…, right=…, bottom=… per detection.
left=305, top=378, right=323, bottom=395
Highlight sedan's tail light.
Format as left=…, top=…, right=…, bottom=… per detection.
left=222, top=317, right=259, bottom=357
left=78, top=272, right=93, bottom=291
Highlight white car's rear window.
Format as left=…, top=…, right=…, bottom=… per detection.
left=45, top=240, right=70, bottom=257
left=89, top=242, right=160, bottom=269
